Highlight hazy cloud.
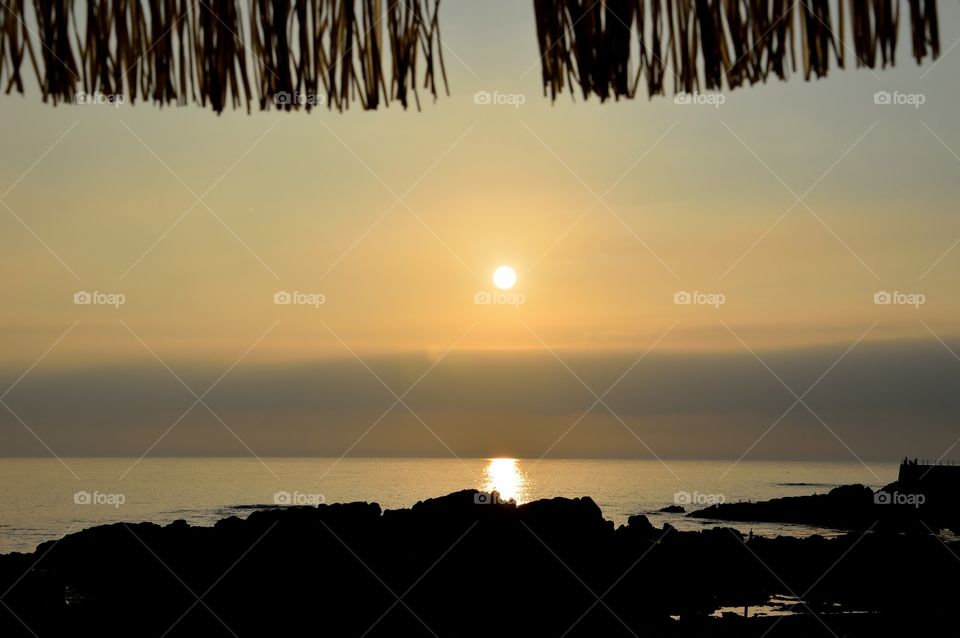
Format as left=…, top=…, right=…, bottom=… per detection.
left=2, top=339, right=958, bottom=460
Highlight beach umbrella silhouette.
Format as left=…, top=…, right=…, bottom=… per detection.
left=0, top=0, right=941, bottom=113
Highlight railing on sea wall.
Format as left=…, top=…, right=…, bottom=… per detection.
left=906, top=459, right=960, bottom=467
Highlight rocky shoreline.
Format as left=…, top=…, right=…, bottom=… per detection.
left=687, top=474, right=960, bottom=534
left=1, top=489, right=957, bottom=636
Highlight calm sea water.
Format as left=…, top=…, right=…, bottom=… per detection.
left=0, top=458, right=897, bottom=554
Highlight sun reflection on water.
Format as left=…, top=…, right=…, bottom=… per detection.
left=481, top=458, right=528, bottom=503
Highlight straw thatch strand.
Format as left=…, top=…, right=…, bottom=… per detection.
left=0, top=0, right=445, bottom=112
left=0, top=0, right=943, bottom=110
left=533, top=0, right=940, bottom=102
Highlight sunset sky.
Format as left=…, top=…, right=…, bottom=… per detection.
left=2, top=1, right=960, bottom=462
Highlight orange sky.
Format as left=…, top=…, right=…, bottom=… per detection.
left=1, top=1, right=960, bottom=460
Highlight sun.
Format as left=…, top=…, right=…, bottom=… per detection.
left=493, top=265, right=517, bottom=290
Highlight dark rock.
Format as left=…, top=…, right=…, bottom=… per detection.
left=627, top=513, right=656, bottom=533
left=659, top=504, right=685, bottom=513
left=1, top=489, right=957, bottom=637
left=688, top=482, right=960, bottom=533
left=688, top=484, right=876, bottom=529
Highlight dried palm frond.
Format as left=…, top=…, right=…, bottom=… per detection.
left=0, top=0, right=445, bottom=112
left=533, top=0, right=941, bottom=102
left=0, top=0, right=943, bottom=112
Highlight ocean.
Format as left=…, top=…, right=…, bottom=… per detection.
left=0, top=457, right=898, bottom=554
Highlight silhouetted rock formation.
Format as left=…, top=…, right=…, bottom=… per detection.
left=689, top=464, right=960, bottom=534
left=659, top=504, right=685, bottom=513
left=689, top=484, right=881, bottom=529
left=1, top=489, right=957, bottom=637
